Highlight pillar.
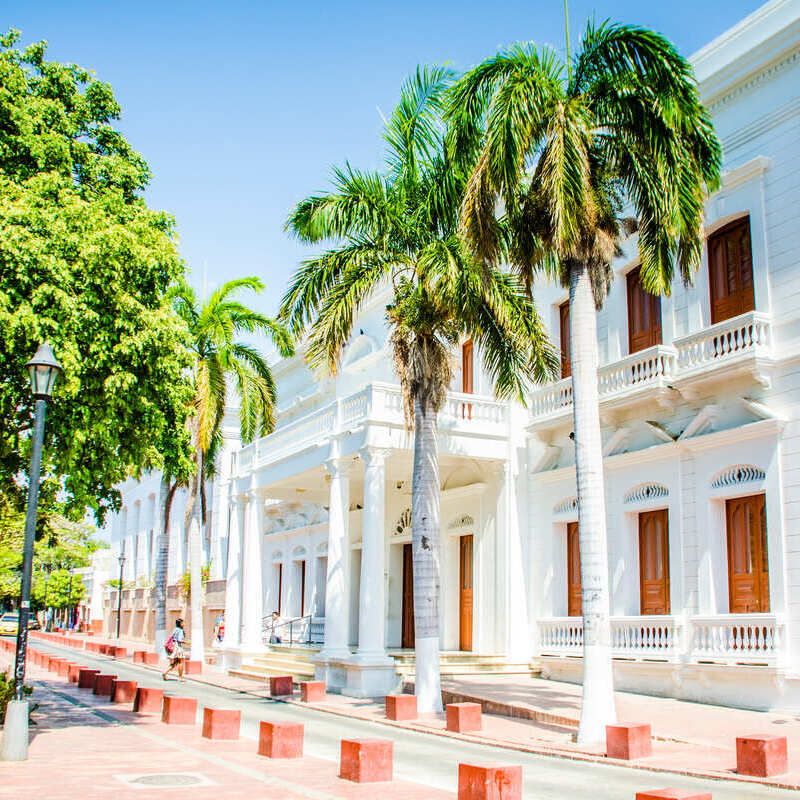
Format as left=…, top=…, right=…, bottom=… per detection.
left=240, top=490, right=264, bottom=651
left=222, top=493, right=243, bottom=650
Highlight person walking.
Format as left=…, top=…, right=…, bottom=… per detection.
left=213, top=611, right=225, bottom=644
left=162, top=618, right=187, bottom=681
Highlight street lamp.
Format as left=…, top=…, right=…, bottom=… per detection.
left=2, top=342, right=61, bottom=762
left=116, top=551, right=126, bottom=639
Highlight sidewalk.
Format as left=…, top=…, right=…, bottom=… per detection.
left=28, top=631, right=800, bottom=790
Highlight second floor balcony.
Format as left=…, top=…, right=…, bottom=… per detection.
left=529, top=311, right=773, bottom=427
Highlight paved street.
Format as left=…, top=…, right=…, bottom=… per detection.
left=3, top=637, right=794, bottom=799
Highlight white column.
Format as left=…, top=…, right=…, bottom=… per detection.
left=355, top=447, right=392, bottom=660
left=222, top=493, right=243, bottom=649
left=318, top=456, right=352, bottom=660
left=240, top=490, right=264, bottom=651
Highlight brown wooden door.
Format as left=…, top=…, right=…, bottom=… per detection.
left=401, top=543, right=415, bottom=648
left=567, top=522, right=582, bottom=617
left=639, top=509, right=670, bottom=615
left=559, top=301, right=571, bottom=378
left=708, top=217, right=755, bottom=324
left=459, top=534, right=474, bottom=651
left=300, top=560, right=306, bottom=616
left=277, top=563, right=283, bottom=614
left=627, top=266, right=662, bottom=354
left=726, top=494, right=770, bottom=613
left=461, top=340, right=473, bottom=419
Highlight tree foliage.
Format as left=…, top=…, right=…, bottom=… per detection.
left=0, top=29, right=194, bottom=522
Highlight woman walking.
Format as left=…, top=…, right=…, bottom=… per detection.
left=163, top=618, right=187, bottom=682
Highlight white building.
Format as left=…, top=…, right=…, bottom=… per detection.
left=107, top=0, right=800, bottom=708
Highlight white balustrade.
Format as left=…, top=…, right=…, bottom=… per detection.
left=597, top=346, right=676, bottom=397
left=538, top=617, right=584, bottom=654
left=610, top=616, right=683, bottom=662
left=529, top=378, right=573, bottom=420
left=689, top=614, right=783, bottom=665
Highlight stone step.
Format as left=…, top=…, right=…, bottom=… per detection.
left=229, top=663, right=316, bottom=683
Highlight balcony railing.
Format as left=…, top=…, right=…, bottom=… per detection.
left=529, top=312, right=772, bottom=424
left=538, top=613, right=784, bottom=667
left=233, top=382, right=508, bottom=476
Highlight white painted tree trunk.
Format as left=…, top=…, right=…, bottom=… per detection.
left=185, top=449, right=205, bottom=664
left=153, top=474, right=172, bottom=655
left=569, top=265, right=617, bottom=744
left=411, top=395, right=443, bottom=713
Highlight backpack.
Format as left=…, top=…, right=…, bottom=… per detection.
left=165, top=635, right=175, bottom=655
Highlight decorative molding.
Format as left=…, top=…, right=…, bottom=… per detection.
left=270, top=549, right=283, bottom=562
left=392, top=507, right=412, bottom=537
left=712, top=156, right=772, bottom=197
left=710, top=464, right=766, bottom=490
left=603, top=426, right=630, bottom=457
left=553, top=496, right=578, bottom=516
left=679, top=405, right=720, bottom=441
left=723, top=98, right=800, bottom=154
left=448, top=513, right=475, bottom=530
left=624, top=483, right=669, bottom=505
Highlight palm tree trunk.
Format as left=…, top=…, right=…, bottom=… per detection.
left=411, top=395, right=443, bottom=713
left=569, top=264, right=617, bottom=743
left=154, top=475, right=176, bottom=655
left=185, top=448, right=205, bottom=663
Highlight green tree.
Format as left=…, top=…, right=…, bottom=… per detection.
left=0, top=30, right=193, bottom=523
left=170, top=278, right=293, bottom=662
left=447, top=23, right=721, bottom=741
left=282, top=66, right=556, bottom=711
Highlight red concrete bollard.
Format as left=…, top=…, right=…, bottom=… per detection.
left=635, top=791, right=712, bottom=800
left=202, top=707, right=241, bottom=740
left=110, top=679, right=138, bottom=704
left=112, top=646, right=128, bottom=658
left=93, top=674, right=116, bottom=696
left=385, top=694, right=417, bottom=721
left=68, top=664, right=86, bottom=683
left=269, top=675, right=293, bottom=697
left=77, top=668, right=100, bottom=689
left=457, top=763, right=523, bottom=800
left=47, top=657, right=64, bottom=673
left=446, top=702, right=482, bottom=733
left=57, top=660, right=74, bottom=678
left=161, top=695, right=197, bottom=725
left=736, top=735, right=788, bottom=777
left=606, top=723, right=652, bottom=760
left=300, top=681, right=326, bottom=703
left=258, top=721, right=304, bottom=758
left=184, top=660, right=202, bottom=674
left=133, top=687, right=164, bottom=714
left=339, top=738, right=393, bottom=783
left=133, top=650, right=146, bottom=664
left=143, top=652, right=160, bottom=666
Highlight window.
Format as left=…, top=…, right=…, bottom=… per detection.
left=627, top=266, right=662, bottom=354
left=461, top=340, right=473, bottom=419
left=726, top=493, right=769, bottom=613
left=639, top=509, right=670, bottom=614
left=708, top=217, right=754, bottom=324
left=559, top=301, right=571, bottom=378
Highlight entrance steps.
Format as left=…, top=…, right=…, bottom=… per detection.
left=389, top=650, right=541, bottom=680
left=229, top=644, right=319, bottom=683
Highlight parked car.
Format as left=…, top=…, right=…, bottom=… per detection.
left=0, top=613, right=19, bottom=635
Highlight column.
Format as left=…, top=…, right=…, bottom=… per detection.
left=318, top=456, right=352, bottom=660
left=355, top=447, right=392, bottom=660
left=222, top=493, right=243, bottom=649
left=240, top=490, right=264, bottom=651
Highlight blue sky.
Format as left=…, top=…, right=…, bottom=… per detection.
left=7, top=0, right=762, bottom=314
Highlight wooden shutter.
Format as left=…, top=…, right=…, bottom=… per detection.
left=461, top=340, right=473, bottom=420
left=567, top=522, right=582, bottom=617
left=627, top=266, right=662, bottom=354
left=559, top=301, right=571, bottom=378
left=401, top=543, right=415, bottom=648
left=726, top=494, right=770, bottom=613
left=459, top=535, right=474, bottom=652
left=639, top=509, right=670, bottom=615
left=708, top=218, right=755, bottom=324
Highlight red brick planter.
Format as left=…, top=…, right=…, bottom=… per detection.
left=339, top=738, right=393, bottom=783
left=133, top=687, right=164, bottom=714
left=736, top=735, right=788, bottom=777
left=385, top=694, right=417, bottom=721
left=300, top=681, right=326, bottom=702
left=457, top=763, right=522, bottom=800
left=446, top=702, right=482, bottom=733
left=606, top=723, right=652, bottom=760
left=161, top=695, right=197, bottom=725
left=258, top=721, right=304, bottom=758
left=110, top=680, right=138, bottom=704
left=202, top=708, right=241, bottom=740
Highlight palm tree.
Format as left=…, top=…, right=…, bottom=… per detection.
left=281, top=66, right=557, bottom=712
left=447, top=23, right=721, bottom=742
left=170, top=278, right=293, bottom=663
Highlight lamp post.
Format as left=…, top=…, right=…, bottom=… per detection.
left=116, top=551, right=126, bottom=639
left=2, top=342, right=61, bottom=761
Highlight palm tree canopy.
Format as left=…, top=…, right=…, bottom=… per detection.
left=282, top=65, right=558, bottom=418
left=172, top=277, right=294, bottom=454
left=447, top=22, right=722, bottom=299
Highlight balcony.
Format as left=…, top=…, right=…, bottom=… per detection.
left=233, top=381, right=509, bottom=476
left=529, top=311, right=773, bottom=426
left=538, top=612, right=784, bottom=667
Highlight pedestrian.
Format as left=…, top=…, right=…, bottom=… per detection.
left=269, top=610, right=283, bottom=644
left=162, top=618, right=187, bottom=682
left=213, top=611, right=225, bottom=644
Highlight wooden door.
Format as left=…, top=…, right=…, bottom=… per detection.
left=627, top=266, right=662, bottom=354
left=401, top=543, right=415, bottom=648
left=461, top=340, right=473, bottom=419
left=559, top=301, right=571, bottom=378
left=459, top=534, right=474, bottom=651
left=567, top=522, right=582, bottom=617
left=300, top=560, right=306, bottom=616
left=708, top=217, right=754, bottom=324
left=276, top=563, right=283, bottom=614
left=726, top=494, right=770, bottom=613
left=639, top=510, right=670, bottom=615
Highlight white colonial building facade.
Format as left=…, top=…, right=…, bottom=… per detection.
left=105, top=0, right=800, bottom=709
